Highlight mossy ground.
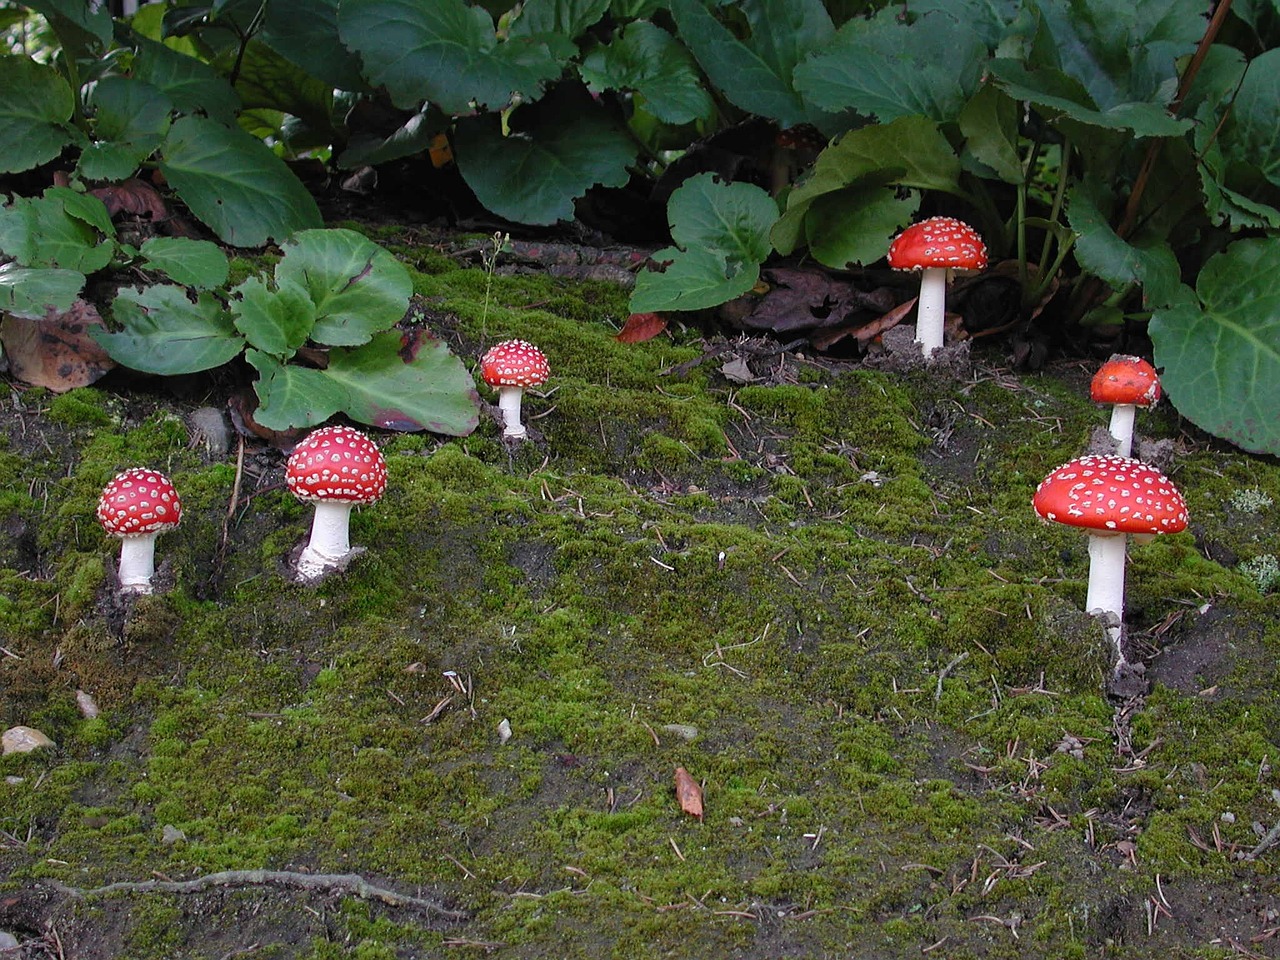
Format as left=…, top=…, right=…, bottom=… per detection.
left=3, top=231, right=1280, bottom=959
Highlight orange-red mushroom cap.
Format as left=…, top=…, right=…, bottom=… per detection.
left=1033, top=455, right=1188, bottom=536
left=887, top=216, right=988, bottom=272
left=481, top=340, right=549, bottom=388
left=1091, top=355, right=1162, bottom=407
left=286, top=425, right=387, bottom=505
left=97, top=468, right=182, bottom=537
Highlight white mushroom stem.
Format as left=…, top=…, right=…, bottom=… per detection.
left=1107, top=404, right=1137, bottom=457
left=496, top=385, right=528, bottom=438
left=1085, top=532, right=1128, bottom=662
left=913, top=267, right=949, bottom=358
left=297, top=501, right=354, bottom=581
left=116, top=534, right=159, bottom=594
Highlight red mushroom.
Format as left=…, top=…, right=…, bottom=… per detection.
left=1033, top=455, right=1188, bottom=663
left=1090, top=355, right=1161, bottom=457
left=887, top=216, right=987, bottom=358
left=480, top=339, right=550, bottom=439
left=97, top=468, right=182, bottom=594
left=285, top=425, right=387, bottom=582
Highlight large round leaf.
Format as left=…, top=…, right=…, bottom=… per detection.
left=159, top=116, right=322, bottom=247
left=455, top=85, right=636, bottom=226
left=0, top=57, right=75, bottom=174
left=1149, top=237, right=1280, bottom=455
left=275, top=229, right=414, bottom=347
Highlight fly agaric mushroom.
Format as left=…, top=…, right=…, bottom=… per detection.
left=480, top=339, right=549, bottom=439
left=285, top=425, right=387, bottom=582
left=887, top=216, right=987, bottom=358
left=1033, top=455, right=1188, bottom=663
left=1091, top=355, right=1161, bottom=457
left=97, top=468, right=182, bottom=594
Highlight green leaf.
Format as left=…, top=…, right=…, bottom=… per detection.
left=455, top=85, right=637, bottom=226
left=18, top=0, right=112, bottom=53
left=1217, top=47, right=1280, bottom=191
left=579, top=21, right=715, bottom=126
left=1149, top=237, right=1280, bottom=455
left=0, top=191, right=114, bottom=274
left=0, top=57, right=75, bottom=174
left=958, top=83, right=1023, bottom=184
left=772, top=115, right=962, bottom=259
left=231, top=276, right=316, bottom=357
left=0, top=263, right=84, bottom=319
left=1066, top=180, right=1180, bottom=309
left=274, top=229, right=413, bottom=347
left=321, top=330, right=481, bottom=434
left=139, top=237, right=230, bottom=290
left=78, top=77, right=174, bottom=182
left=989, top=60, right=1190, bottom=137
left=159, top=116, right=323, bottom=247
left=249, top=333, right=482, bottom=434
left=262, top=0, right=368, bottom=91
left=95, top=285, right=245, bottom=375
left=336, top=108, right=443, bottom=169
left=132, top=36, right=242, bottom=125
left=802, top=183, right=919, bottom=270
left=247, top=350, right=348, bottom=429
left=219, top=40, right=336, bottom=141
left=793, top=9, right=987, bottom=124
left=338, top=0, right=563, bottom=113
left=631, top=173, right=777, bottom=313
left=670, top=0, right=835, bottom=129
left=509, top=0, right=611, bottom=39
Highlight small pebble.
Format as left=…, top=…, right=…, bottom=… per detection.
left=161, top=824, right=186, bottom=845
left=0, top=932, right=19, bottom=949
left=76, top=689, right=99, bottom=719
left=2, top=726, right=54, bottom=755
left=661, top=723, right=699, bottom=741
left=497, top=718, right=512, bottom=744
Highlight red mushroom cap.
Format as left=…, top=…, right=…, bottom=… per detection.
left=887, top=216, right=988, bottom=272
left=97, top=468, right=182, bottom=537
left=1033, top=455, right=1188, bottom=536
left=1091, top=355, right=1162, bottom=407
left=286, top=425, right=387, bottom=505
left=480, top=340, right=549, bottom=389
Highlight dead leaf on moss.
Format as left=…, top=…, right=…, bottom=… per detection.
left=616, top=311, right=667, bottom=343
left=0, top=300, right=115, bottom=392
left=674, top=766, right=703, bottom=820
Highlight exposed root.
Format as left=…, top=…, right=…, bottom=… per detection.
left=46, top=869, right=467, bottom=921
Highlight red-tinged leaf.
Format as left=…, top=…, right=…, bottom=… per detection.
left=616, top=312, right=668, bottom=343
left=0, top=299, right=115, bottom=392
left=674, top=766, right=703, bottom=820
left=89, top=178, right=168, bottom=220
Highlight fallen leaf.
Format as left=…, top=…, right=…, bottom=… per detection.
left=674, top=766, right=703, bottom=820
left=719, top=356, right=756, bottom=383
left=616, top=311, right=667, bottom=343
left=89, top=178, right=168, bottom=220
left=0, top=300, right=116, bottom=392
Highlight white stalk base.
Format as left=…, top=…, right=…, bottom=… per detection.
left=1085, top=532, right=1128, bottom=664
left=913, top=267, right=948, bottom=359
left=117, top=535, right=158, bottom=595
left=296, top=501, right=354, bottom=582
left=497, top=386, right=527, bottom=438
left=1108, top=404, right=1137, bottom=458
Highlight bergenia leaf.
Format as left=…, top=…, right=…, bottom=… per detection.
left=79, top=77, right=173, bottom=183
left=793, top=8, right=987, bottom=124
left=0, top=57, right=75, bottom=174
left=94, top=285, right=244, bottom=375
left=1149, top=237, right=1280, bottom=456
left=1066, top=180, right=1180, bottom=310
left=138, top=237, right=230, bottom=291
left=274, top=228, right=413, bottom=347
left=0, top=264, right=84, bottom=320
left=455, top=85, right=637, bottom=226
left=0, top=192, right=113, bottom=274
left=579, top=21, right=715, bottom=126
left=231, top=276, right=316, bottom=357
left=631, top=172, right=777, bottom=313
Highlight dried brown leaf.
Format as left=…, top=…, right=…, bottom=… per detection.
left=89, top=178, right=168, bottom=220
left=674, top=766, right=703, bottom=820
left=0, top=300, right=115, bottom=392
left=616, top=312, right=668, bottom=344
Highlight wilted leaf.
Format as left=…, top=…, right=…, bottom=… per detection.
left=674, top=766, right=703, bottom=820
left=89, top=178, right=169, bottom=221
left=615, top=311, right=668, bottom=343
left=0, top=299, right=115, bottom=392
